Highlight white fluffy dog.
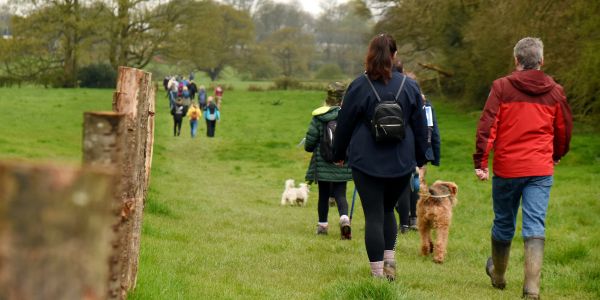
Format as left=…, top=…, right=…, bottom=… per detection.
left=280, top=179, right=309, bottom=206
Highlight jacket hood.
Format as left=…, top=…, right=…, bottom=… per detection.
left=312, top=106, right=339, bottom=122
left=507, top=70, right=556, bottom=96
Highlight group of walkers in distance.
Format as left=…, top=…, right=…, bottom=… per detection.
left=302, top=33, right=572, bottom=300
left=163, top=73, right=223, bottom=138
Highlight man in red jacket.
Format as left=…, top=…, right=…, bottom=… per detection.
left=473, top=37, right=572, bottom=300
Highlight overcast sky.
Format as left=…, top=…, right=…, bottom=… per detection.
left=272, top=0, right=348, bottom=16
left=1, top=0, right=350, bottom=16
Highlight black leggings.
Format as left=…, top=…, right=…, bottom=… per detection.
left=206, top=120, right=216, bottom=137
left=317, top=181, right=349, bottom=223
left=173, top=119, right=182, bottom=136
left=396, top=182, right=419, bottom=226
left=353, top=168, right=411, bottom=262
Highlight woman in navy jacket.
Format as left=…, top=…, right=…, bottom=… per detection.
left=333, top=33, right=428, bottom=280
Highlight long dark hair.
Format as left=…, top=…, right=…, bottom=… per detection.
left=365, top=33, right=397, bottom=84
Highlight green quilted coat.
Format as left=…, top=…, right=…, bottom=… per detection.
left=304, top=106, right=353, bottom=183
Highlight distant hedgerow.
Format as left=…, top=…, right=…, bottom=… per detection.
left=78, top=63, right=117, bottom=88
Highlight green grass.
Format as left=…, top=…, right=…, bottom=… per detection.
left=0, top=85, right=599, bottom=299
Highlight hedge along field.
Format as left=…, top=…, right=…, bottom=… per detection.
left=0, top=86, right=599, bottom=299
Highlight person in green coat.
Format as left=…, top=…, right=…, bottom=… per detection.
left=305, top=82, right=353, bottom=239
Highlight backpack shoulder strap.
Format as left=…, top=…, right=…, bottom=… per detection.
left=363, top=73, right=382, bottom=102
left=394, top=75, right=407, bottom=101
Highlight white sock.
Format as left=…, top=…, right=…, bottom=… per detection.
left=370, top=261, right=384, bottom=277
left=340, top=215, right=349, bottom=223
left=384, top=250, right=395, bottom=261
left=318, top=222, right=328, bottom=227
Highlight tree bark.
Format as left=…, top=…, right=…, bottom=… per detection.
left=144, top=86, right=155, bottom=191
left=0, top=161, right=117, bottom=300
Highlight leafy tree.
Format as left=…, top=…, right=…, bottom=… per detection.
left=165, top=0, right=254, bottom=81
left=262, top=27, right=315, bottom=79
left=252, top=0, right=313, bottom=41
left=1, top=1, right=104, bottom=87
left=8, top=1, right=72, bottom=87
left=221, top=0, right=256, bottom=13
left=239, top=44, right=278, bottom=79
left=103, top=0, right=183, bottom=71
left=0, top=18, right=57, bottom=86
left=314, top=63, right=345, bottom=80
left=314, top=0, right=372, bottom=77
left=375, top=0, right=599, bottom=121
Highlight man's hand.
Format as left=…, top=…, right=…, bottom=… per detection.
left=334, top=160, right=344, bottom=167
left=475, top=168, right=489, bottom=181
left=553, top=159, right=560, bottom=166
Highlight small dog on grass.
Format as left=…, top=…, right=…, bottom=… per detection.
left=280, top=179, right=309, bottom=206
left=416, top=178, right=458, bottom=264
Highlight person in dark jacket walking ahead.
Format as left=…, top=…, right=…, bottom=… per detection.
left=333, top=33, right=428, bottom=280
left=305, top=82, right=353, bottom=240
left=395, top=72, right=442, bottom=233
left=474, top=37, right=572, bottom=300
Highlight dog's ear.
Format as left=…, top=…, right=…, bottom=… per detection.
left=441, top=182, right=458, bottom=197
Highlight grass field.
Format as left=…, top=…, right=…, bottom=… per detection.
left=0, top=85, right=599, bottom=299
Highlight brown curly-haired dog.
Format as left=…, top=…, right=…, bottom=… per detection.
left=416, top=180, right=458, bottom=264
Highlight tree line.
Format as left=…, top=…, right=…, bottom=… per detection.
left=1, top=0, right=597, bottom=121
left=0, top=0, right=371, bottom=87
left=374, top=0, right=599, bottom=121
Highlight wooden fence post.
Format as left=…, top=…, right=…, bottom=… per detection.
left=144, top=85, right=155, bottom=193
left=111, top=66, right=154, bottom=295
left=0, top=162, right=117, bottom=300
left=82, top=111, right=127, bottom=299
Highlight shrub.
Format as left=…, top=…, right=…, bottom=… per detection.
left=247, top=84, right=265, bottom=92
left=314, top=63, right=345, bottom=80
left=273, top=77, right=300, bottom=90
left=78, top=63, right=117, bottom=88
left=299, top=82, right=328, bottom=91
left=207, top=83, right=234, bottom=92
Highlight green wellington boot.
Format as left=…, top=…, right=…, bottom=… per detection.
left=486, top=237, right=512, bottom=289
left=523, top=237, right=545, bottom=299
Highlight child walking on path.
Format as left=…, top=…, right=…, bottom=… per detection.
left=187, top=103, right=202, bottom=138
left=204, top=96, right=220, bottom=137
left=304, top=82, right=353, bottom=239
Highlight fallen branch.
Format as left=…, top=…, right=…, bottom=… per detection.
left=418, top=63, right=454, bottom=77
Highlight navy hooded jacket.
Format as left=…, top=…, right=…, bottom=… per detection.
left=333, top=71, right=428, bottom=178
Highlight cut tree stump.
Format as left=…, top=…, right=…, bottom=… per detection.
left=82, top=111, right=127, bottom=299
left=0, top=161, right=117, bottom=300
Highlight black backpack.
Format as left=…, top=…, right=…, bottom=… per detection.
left=364, top=73, right=407, bottom=142
left=319, top=119, right=337, bottom=163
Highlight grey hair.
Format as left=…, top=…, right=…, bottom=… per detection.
left=513, top=37, right=544, bottom=70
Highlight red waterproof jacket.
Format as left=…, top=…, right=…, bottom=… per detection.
left=473, top=70, right=572, bottom=178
